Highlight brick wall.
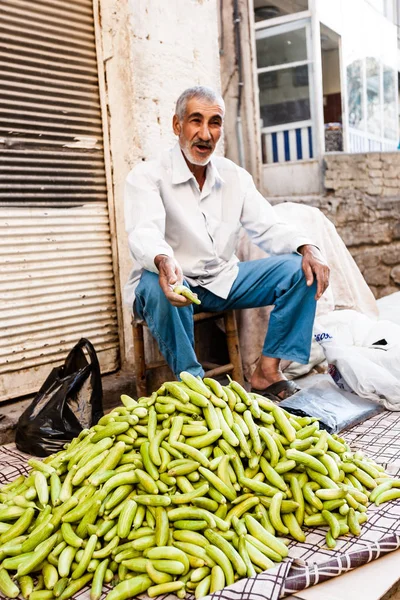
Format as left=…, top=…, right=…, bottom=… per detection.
left=318, top=152, right=400, bottom=299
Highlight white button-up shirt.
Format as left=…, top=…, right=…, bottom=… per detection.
left=124, top=143, right=313, bottom=310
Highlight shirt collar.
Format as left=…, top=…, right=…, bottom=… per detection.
left=171, top=142, right=224, bottom=187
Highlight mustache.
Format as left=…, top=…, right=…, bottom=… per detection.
left=192, top=140, right=213, bottom=149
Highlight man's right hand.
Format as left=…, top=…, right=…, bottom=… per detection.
left=154, top=254, right=192, bottom=307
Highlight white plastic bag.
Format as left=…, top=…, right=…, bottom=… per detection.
left=314, top=310, right=400, bottom=410
left=377, top=291, right=400, bottom=326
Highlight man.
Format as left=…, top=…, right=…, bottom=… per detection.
left=124, top=86, right=330, bottom=400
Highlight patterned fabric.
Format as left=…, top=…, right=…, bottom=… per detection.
left=1, top=410, right=400, bottom=600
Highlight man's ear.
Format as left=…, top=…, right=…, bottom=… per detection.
left=172, top=114, right=181, bottom=136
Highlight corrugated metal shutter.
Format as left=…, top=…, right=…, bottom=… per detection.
left=0, top=0, right=120, bottom=402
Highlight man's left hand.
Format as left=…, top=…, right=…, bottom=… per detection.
left=298, top=244, right=330, bottom=301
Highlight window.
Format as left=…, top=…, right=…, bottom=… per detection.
left=383, top=66, right=397, bottom=139
left=347, top=60, right=363, bottom=129
left=256, top=27, right=308, bottom=67
left=258, top=66, right=311, bottom=127
left=366, top=57, right=381, bottom=136
left=256, top=21, right=312, bottom=129
left=347, top=57, right=398, bottom=145
left=254, top=0, right=308, bottom=23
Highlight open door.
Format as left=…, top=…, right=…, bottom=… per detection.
left=320, top=24, right=343, bottom=152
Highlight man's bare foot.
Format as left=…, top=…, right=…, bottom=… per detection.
left=250, top=356, right=297, bottom=400
left=250, top=356, right=285, bottom=390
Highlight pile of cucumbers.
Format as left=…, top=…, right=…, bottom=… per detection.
left=0, top=372, right=399, bottom=600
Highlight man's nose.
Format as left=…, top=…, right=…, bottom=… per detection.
left=198, top=123, right=211, bottom=140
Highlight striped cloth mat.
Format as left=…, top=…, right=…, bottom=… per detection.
left=1, top=410, right=400, bottom=600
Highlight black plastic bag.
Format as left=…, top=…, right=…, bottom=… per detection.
left=15, top=338, right=103, bottom=457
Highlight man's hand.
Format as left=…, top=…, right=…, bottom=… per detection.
left=298, top=245, right=330, bottom=301
left=154, top=254, right=192, bottom=307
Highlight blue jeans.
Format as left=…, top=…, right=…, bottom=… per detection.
left=135, top=255, right=317, bottom=378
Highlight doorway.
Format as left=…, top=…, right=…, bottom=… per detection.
left=320, top=24, right=343, bottom=152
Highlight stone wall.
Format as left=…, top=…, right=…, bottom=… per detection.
left=320, top=152, right=400, bottom=299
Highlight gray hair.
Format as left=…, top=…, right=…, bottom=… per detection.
left=175, top=86, right=225, bottom=120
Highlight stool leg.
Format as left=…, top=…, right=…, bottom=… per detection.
left=224, top=310, right=244, bottom=386
left=132, top=323, right=147, bottom=397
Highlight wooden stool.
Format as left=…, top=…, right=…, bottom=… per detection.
left=132, top=310, right=244, bottom=397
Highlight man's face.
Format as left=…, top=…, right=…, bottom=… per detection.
left=173, top=97, right=224, bottom=166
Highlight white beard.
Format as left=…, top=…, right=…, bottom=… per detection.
left=180, top=139, right=212, bottom=166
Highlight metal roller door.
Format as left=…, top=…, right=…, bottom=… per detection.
left=0, top=0, right=120, bottom=402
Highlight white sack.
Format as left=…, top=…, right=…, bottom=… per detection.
left=315, top=310, right=400, bottom=409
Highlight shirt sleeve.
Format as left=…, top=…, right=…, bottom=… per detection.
left=239, top=169, right=315, bottom=254
left=124, top=165, right=174, bottom=273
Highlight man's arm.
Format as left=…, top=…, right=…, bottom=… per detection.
left=124, top=167, right=190, bottom=306
left=240, top=170, right=330, bottom=299
left=124, top=167, right=173, bottom=273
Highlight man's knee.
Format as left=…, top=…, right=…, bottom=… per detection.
left=280, top=254, right=304, bottom=282
left=279, top=254, right=317, bottom=295
left=137, top=270, right=160, bottom=295
left=135, top=270, right=165, bottom=313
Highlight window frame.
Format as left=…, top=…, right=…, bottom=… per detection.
left=346, top=56, right=398, bottom=150
left=255, top=18, right=315, bottom=135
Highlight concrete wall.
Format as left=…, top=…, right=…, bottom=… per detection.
left=315, top=152, right=400, bottom=298
left=98, top=0, right=222, bottom=368
left=262, top=160, right=321, bottom=196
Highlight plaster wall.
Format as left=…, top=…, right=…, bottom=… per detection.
left=98, top=0, right=222, bottom=368
left=219, top=0, right=262, bottom=185
left=316, top=0, right=397, bottom=69
left=262, top=160, right=321, bottom=196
